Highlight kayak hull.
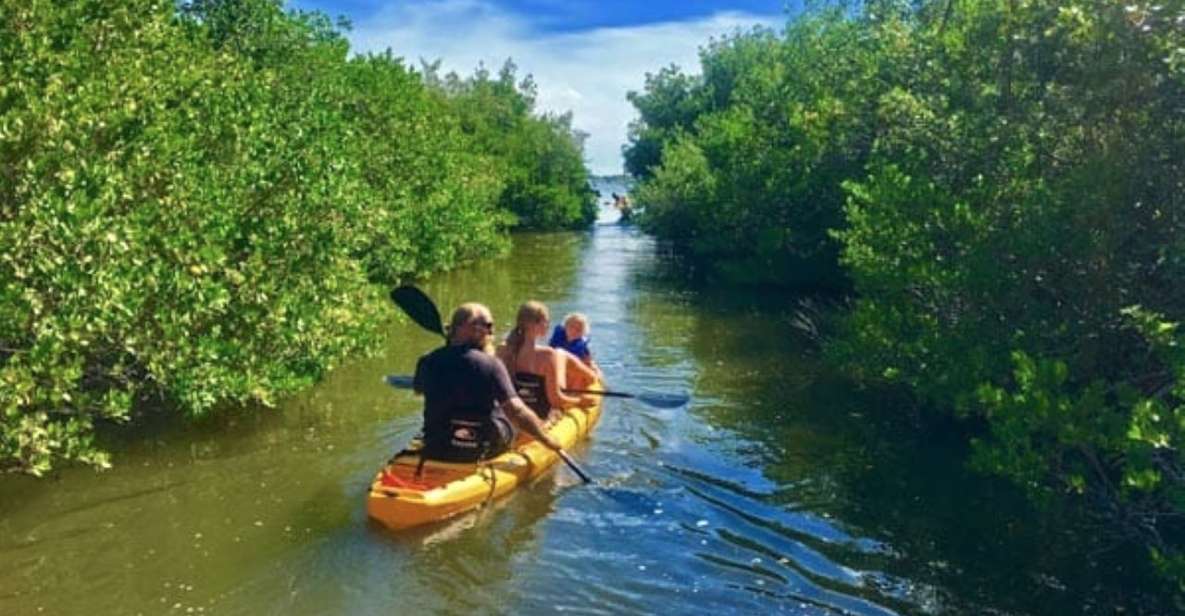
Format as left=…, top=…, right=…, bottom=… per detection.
left=366, top=383, right=604, bottom=531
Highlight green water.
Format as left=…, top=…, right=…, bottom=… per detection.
left=0, top=201, right=1160, bottom=614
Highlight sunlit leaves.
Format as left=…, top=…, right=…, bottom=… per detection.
left=627, top=14, right=884, bottom=287
left=428, top=60, right=597, bottom=230
left=836, top=0, right=1185, bottom=589
left=1, top=0, right=584, bottom=475
left=622, top=0, right=1185, bottom=589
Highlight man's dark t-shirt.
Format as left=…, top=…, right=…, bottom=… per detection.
left=413, top=344, right=518, bottom=461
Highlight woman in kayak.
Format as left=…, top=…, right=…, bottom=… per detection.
left=497, top=301, right=599, bottom=422
left=415, top=302, right=561, bottom=462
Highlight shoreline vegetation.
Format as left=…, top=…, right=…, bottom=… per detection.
left=0, top=0, right=594, bottom=476
left=625, top=0, right=1185, bottom=596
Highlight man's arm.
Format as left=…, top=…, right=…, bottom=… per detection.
left=488, top=356, right=562, bottom=451
left=501, top=397, right=562, bottom=451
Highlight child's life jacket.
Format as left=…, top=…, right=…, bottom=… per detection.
left=549, top=325, right=591, bottom=361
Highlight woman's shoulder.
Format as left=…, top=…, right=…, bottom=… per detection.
left=529, top=345, right=563, bottom=371
left=533, top=345, right=560, bottom=359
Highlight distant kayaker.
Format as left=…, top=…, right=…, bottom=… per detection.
left=414, top=302, right=562, bottom=462
left=612, top=193, right=634, bottom=222
left=497, top=301, right=599, bottom=422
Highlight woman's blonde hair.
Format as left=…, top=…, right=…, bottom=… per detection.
left=505, top=300, right=549, bottom=360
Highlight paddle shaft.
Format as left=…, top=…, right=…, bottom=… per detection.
left=389, top=286, right=687, bottom=409
left=565, top=387, right=689, bottom=409
left=387, top=374, right=685, bottom=409
left=557, top=450, right=593, bottom=484
left=564, top=388, right=634, bottom=399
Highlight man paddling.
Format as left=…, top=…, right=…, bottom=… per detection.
left=413, top=302, right=562, bottom=461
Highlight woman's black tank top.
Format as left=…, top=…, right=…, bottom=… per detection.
left=514, top=372, right=550, bottom=420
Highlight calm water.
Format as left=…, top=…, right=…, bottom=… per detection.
left=0, top=194, right=1154, bottom=614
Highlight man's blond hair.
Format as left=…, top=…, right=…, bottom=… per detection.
left=447, top=303, right=489, bottom=344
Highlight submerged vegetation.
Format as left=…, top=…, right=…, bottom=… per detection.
left=627, top=0, right=1185, bottom=594
left=0, top=0, right=594, bottom=475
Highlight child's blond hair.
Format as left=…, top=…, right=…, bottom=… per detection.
left=563, top=312, right=590, bottom=332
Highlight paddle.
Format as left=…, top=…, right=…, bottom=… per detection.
left=388, top=285, right=593, bottom=484
left=384, top=375, right=686, bottom=409
left=562, top=388, right=688, bottom=409
left=389, top=286, right=688, bottom=408
left=390, top=286, right=447, bottom=341
left=556, top=451, right=592, bottom=484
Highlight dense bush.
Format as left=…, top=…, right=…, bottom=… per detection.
left=0, top=0, right=591, bottom=475
left=429, top=60, right=598, bottom=229
left=626, top=0, right=1185, bottom=588
left=834, top=0, right=1185, bottom=581
left=625, top=16, right=892, bottom=287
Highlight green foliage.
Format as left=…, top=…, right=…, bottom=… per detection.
left=625, top=0, right=1185, bottom=590
left=0, top=0, right=587, bottom=475
left=626, top=17, right=891, bottom=287
left=634, top=136, right=716, bottom=241
left=830, top=0, right=1185, bottom=589
left=429, top=60, right=597, bottom=229
left=623, top=65, right=706, bottom=179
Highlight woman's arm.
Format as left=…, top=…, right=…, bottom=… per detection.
left=546, top=349, right=597, bottom=408
left=561, top=348, right=600, bottom=386
left=543, top=349, right=591, bottom=408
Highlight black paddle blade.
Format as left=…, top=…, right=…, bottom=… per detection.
left=390, top=286, right=446, bottom=339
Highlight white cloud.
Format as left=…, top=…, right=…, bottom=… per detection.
left=347, top=0, right=781, bottom=174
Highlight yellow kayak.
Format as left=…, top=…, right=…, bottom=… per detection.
left=366, top=382, right=604, bottom=531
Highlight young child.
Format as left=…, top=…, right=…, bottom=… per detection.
left=549, top=313, right=599, bottom=374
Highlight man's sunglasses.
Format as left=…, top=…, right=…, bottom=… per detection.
left=472, top=319, right=495, bottom=331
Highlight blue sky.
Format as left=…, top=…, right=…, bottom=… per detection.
left=293, top=1, right=791, bottom=32
left=286, top=1, right=792, bottom=173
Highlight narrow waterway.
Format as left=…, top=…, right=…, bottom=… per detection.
left=0, top=195, right=1149, bottom=615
